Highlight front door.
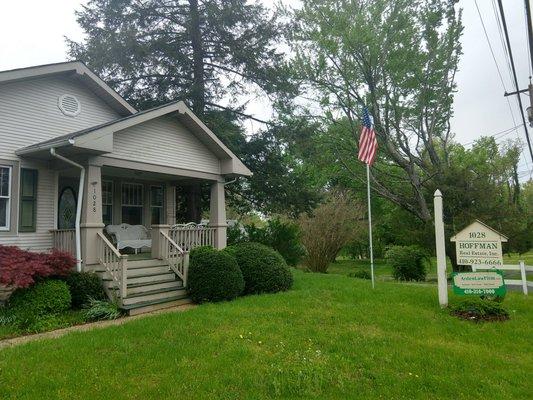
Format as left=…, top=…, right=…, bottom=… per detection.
left=58, top=186, right=76, bottom=229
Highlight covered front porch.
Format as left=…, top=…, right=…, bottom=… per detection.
left=46, top=156, right=229, bottom=313
left=51, top=157, right=229, bottom=265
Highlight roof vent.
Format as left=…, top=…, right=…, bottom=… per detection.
left=58, top=94, right=81, bottom=117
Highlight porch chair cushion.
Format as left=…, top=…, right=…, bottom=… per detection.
left=105, top=224, right=152, bottom=251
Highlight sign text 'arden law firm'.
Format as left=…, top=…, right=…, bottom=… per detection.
left=452, top=270, right=506, bottom=296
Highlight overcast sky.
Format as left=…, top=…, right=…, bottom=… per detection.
left=0, top=0, right=531, bottom=177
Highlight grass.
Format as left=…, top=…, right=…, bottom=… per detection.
left=0, top=270, right=531, bottom=399
left=0, top=309, right=87, bottom=340
left=330, top=251, right=533, bottom=282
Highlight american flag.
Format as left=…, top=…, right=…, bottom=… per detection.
left=358, top=107, right=378, bottom=166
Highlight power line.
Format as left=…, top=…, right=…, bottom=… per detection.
left=492, top=0, right=515, bottom=84
left=475, top=0, right=530, bottom=171
left=463, top=124, right=524, bottom=146
left=496, top=0, right=533, bottom=162
left=475, top=0, right=508, bottom=89
left=524, top=0, right=533, bottom=75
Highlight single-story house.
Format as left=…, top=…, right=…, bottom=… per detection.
left=0, top=61, right=251, bottom=313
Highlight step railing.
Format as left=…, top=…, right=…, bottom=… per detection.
left=169, top=225, right=216, bottom=251
left=96, top=232, right=128, bottom=300
left=159, top=231, right=189, bottom=287
left=50, top=229, right=76, bottom=257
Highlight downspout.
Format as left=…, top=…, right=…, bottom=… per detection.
left=50, top=148, right=85, bottom=272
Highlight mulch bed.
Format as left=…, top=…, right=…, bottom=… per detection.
left=451, top=310, right=509, bottom=322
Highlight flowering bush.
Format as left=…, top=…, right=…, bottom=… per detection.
left=0, top=246, right=75, bottom=288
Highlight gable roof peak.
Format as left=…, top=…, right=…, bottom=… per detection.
left=0, top=60, right=136, bottom=116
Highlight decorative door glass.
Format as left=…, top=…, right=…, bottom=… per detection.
left=58, top=187, right=76, bottom=229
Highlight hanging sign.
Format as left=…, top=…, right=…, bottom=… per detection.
left=450, top=220, right=508, bottom=267
left=452, top=270, right=506, bottom=296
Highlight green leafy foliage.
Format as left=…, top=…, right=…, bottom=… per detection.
left=227, top=242, right=293, bottom=295
left=449, top=298, right=510, bottom=322
left=64, top=272, right=106, bottom=308
left=188, top=247, right=244, bottom=303
left=7, top=280, right=72, bottom=329
left=287, top=0, right=464, bottom=224
left=228, top=218, right=305, bottom=266
left=385, top=245, right=427, bottom=282
left=84, top=298, right=122, bottom=321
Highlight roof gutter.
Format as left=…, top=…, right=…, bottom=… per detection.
left=50, top=148, right=84, bottom=272
left=15, top=139, right=74, bottom=156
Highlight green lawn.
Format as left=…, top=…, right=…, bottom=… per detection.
left=0, top=309, right=87, bottom=340
left=1, top=271, right=531, bottom=399
left=329, top=251, right=533, bottom=282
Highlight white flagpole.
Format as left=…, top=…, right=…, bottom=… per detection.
left=366, top=163, right=375, bottom=288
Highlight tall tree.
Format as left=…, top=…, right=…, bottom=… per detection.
left=288, top=0, right=463, bottom=222
left=68, top=0, right=291, bottom=115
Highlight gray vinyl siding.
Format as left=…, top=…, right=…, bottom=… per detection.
left=110, top=115, right=220, bottom=174
left=0, top=75, right=120, bottom=160
left=0, top=75, right=119, bottom=250
left=0, top=161, right=56, bottom=252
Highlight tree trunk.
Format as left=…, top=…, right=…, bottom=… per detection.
left=187, top=0, right=205, bottom=219
left=188, top=0, right=205, bottom=116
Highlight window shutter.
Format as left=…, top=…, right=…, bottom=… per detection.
left=19, top=169, right=37, bottom=232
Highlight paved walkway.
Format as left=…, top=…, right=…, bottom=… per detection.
left=0, top=303, right=196, bottom=350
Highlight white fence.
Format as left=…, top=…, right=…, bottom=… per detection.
left=472, top=261, right=532, bottom=295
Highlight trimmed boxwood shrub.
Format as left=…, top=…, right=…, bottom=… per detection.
left=64, top=271, right=106, bottom=308
left=188, top=247, right=244, bottom=303
left=7, top=279, right=71, bottom=328
left=226, top=242, right=293, bottom=295
left=385, top=245, right=427, bottom=281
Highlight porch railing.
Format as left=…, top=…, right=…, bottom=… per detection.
left=169, top=225, right=216, bottom=251
left=96, top=232, right=128, bottom=301
left=50, top=229, right=76, bottom=257
left=159, top=231, right=189, bottom=287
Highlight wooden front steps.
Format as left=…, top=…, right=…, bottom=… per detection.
left=92, top=259, right=192, bottom=315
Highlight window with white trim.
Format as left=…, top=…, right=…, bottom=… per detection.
left=0, top=166, right=11, bottom=230
left=102, top=180, right=113, bottom=226
left=121, top=183, right=143, bottom=225
left=150, top=186, right=164, bottom=225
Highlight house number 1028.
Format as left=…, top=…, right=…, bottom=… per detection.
left=92, top=187, right=97, bottom=213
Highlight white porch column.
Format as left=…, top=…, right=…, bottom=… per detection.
left=80, top=160, right=104, bottom=268
left=209, top=180, right=227, bottom=249
left=165, top=183, right=176, bottom=225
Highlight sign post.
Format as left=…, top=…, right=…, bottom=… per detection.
left=433, top=190, right=448, bottom=308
